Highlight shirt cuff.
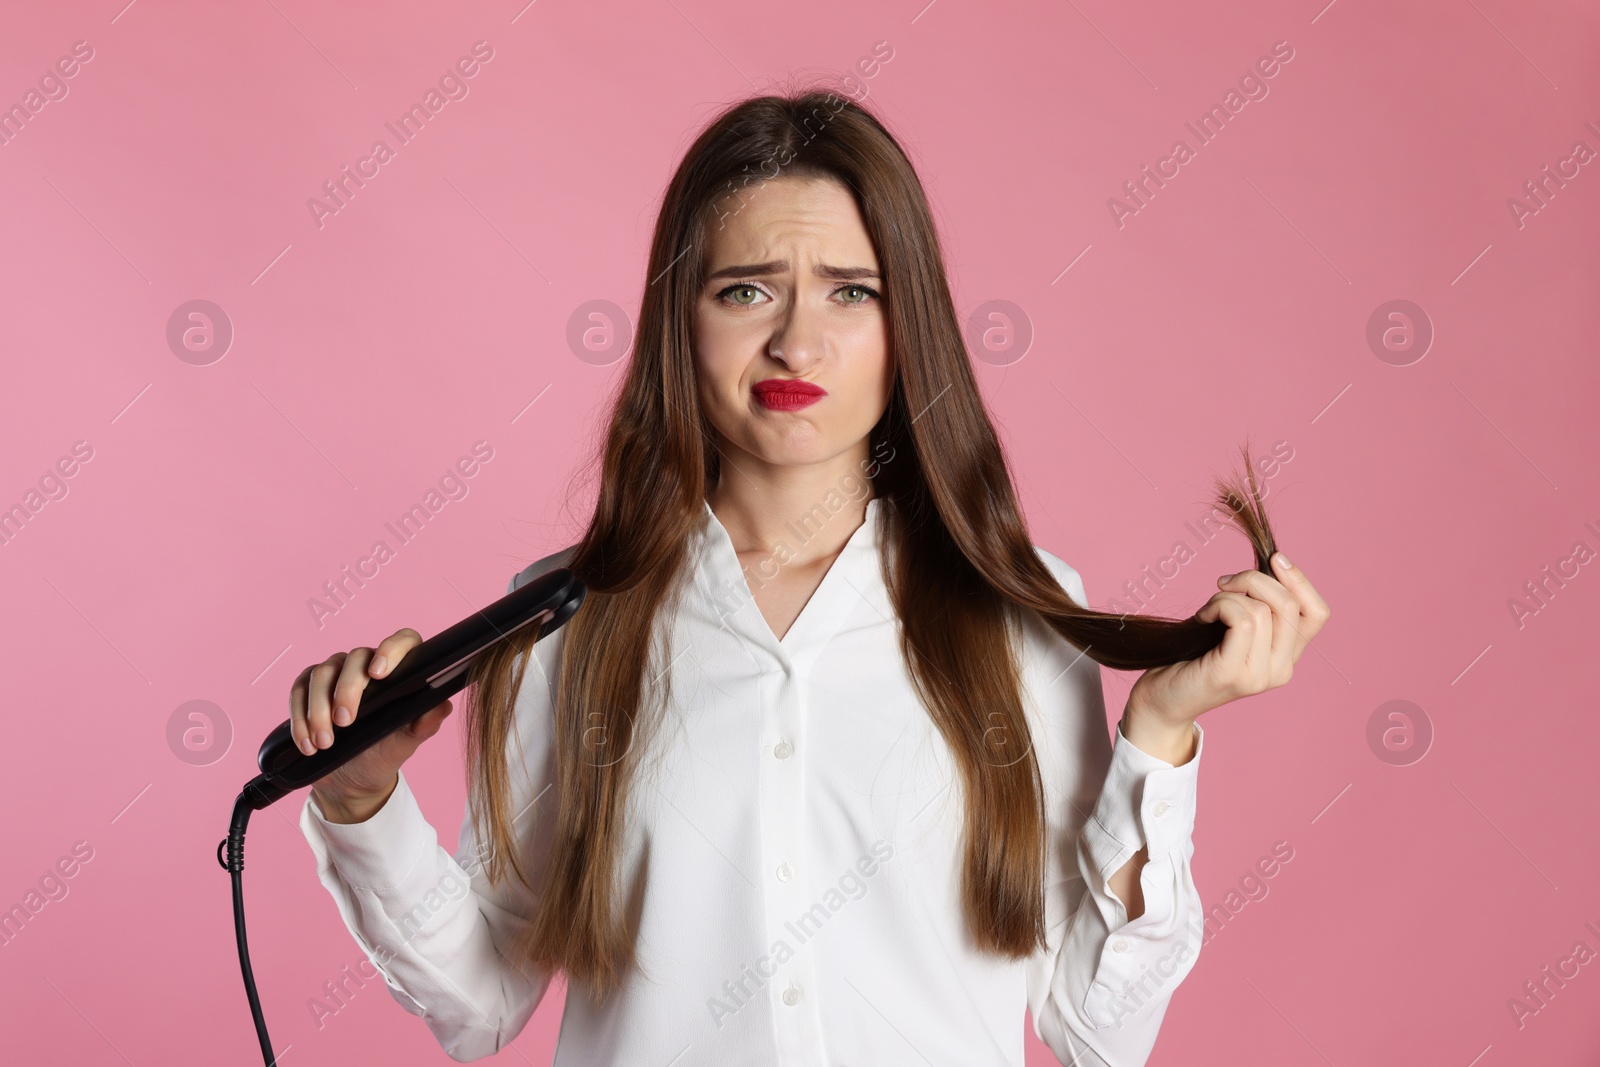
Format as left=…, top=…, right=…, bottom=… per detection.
left=299, top=769, right=437, bottom=891
left=1081, top=721, right=1203, bottom=875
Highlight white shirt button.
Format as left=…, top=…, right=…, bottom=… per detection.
left=782, top=984, right=802, bottom=1006
left=776, top=863, right=793, bottom=882
left=773, top=739, right=794, bottom=759
left=1112, top=938, right=1131, bottom=953
left=1152, top=800, right=1169, bottom=817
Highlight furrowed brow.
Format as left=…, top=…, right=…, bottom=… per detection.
left=704, top=260, right=881, bottom=283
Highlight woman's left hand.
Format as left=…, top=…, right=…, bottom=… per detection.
left=1123, top=552, right=1331, bottom=758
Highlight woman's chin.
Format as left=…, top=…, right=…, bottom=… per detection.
left=723, top=417, right=873, bottom=469
left=746, top=436, right=839, bottom=468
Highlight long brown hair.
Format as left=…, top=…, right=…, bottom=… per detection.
left=464, top=86, right=1279, bottom=998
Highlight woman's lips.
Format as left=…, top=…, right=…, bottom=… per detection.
left=752, top=378, right=827, bottom=411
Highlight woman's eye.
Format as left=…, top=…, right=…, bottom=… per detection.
left=838, top=285, right=879, bottom=304
left=719, top=284, right=765, bottom=305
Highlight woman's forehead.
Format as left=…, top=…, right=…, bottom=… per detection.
left=702, top=179, right=876, bottom=273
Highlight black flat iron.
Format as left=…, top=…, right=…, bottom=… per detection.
left=219, top=564, right=586, bottom=1065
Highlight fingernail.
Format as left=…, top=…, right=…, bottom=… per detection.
left=316, top=729, right=332, bottom=748
left=1218, top=573, right=1234, bottom=584
left=1274, top=552, right=1292, bottom=570
left=300, top=737, right=314, bottom=755
left=371, top=655, right=387, bottom=676
left=334, top=705, right=352, bottom=726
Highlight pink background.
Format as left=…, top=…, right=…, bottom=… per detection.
left=2, top=0, right=1597, bottom=1063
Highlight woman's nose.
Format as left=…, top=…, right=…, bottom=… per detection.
left=768, top=304, right=825, bottom=369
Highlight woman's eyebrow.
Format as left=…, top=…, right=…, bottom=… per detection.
left=704, top=260, right=881, bottom=283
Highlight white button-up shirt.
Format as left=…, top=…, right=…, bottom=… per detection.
left=299, top=496, right=1206, bottom=1065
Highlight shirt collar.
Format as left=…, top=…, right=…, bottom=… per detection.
left=693, top=495, right=885, bottom=672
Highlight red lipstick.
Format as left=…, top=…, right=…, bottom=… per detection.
left=752, top=378, right=827, bottom=411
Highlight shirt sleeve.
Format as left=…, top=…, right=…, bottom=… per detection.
left=1022, top=550, right=1206, bottom=1066
left=295, top=565, right=566, bottom=1061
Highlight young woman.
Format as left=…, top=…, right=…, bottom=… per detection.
left=290, top=89, right=1329, bottom=1066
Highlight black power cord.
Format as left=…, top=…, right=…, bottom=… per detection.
left=219, top=791, right=278, bottom=1066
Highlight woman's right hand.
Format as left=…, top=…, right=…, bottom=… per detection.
left=291, top=627, right=456, bottom=824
